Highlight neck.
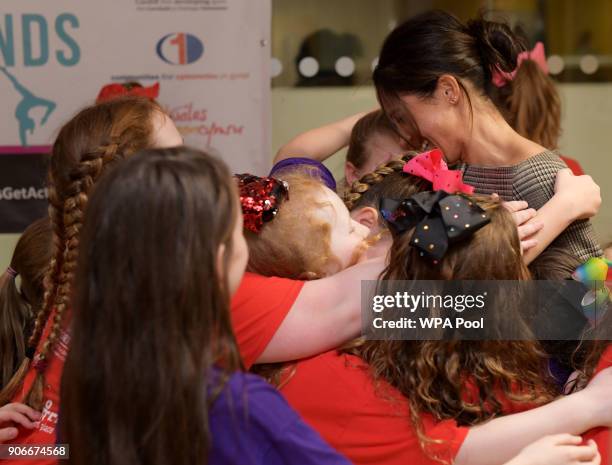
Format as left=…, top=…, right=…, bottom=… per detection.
left=460, top=106, right=545, bottom=167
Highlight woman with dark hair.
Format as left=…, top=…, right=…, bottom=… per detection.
left=372, top=10, right=602, bottom=264
left=60, top=147, right=351, bottom=465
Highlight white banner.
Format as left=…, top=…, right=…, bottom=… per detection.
left=0, top=0, right=271, bottom=174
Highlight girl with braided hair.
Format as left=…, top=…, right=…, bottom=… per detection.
left=0, top=96, right=182, bottom=457
left=272, top=109, right=419, bottom=194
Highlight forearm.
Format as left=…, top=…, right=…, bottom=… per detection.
left=522, top=195, right=574, bottom=264
left=274, top=112, right=368, bottom=164
left=455, top=393, right=596, bottom=465
left=257, top=256, right=385, bottom=363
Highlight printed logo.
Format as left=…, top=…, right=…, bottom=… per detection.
left=156, top=33, right=204, bottom=65
left=0, top=67, right=56, bottom=146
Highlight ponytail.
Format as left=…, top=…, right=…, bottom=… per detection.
left=0, top=271, right=31, bottom=391
left=502, top=59, right=561, bottom=149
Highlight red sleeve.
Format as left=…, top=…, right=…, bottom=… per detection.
left=583, top=345, right=612, bottom=465
left=421, top=414, right=469, bottom=463
left=231, top=272, right=304, bottom=369
left=560, top=155, right=585, bottom=176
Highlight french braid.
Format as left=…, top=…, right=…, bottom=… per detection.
left=0, top=96, right=160, bottom=408
left=26, top=144, right=121, bottom=409
left=343, top=152, right=417, bottom=211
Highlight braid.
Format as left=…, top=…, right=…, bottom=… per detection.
left=27, top=190, right=64, bottom=351
left=343, top=156, right=412, bottom=211
left=1, top=97, right=159, bottom=407
left=25, top=143, right=119, bottom=409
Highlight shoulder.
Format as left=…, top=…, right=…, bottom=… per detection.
left=212, top=371, right=300, bottom=430
left=512, top=151, right=565, bottom=208
left=231, top=272, right=304, bottom=306
left=516, top=151, right=566, bottom=179
left=213, top=371, right=351, bottom=465
left=230, top=273, right=305, bottom=368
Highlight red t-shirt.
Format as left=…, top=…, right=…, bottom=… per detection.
left=4, top=308, right=70, bottom=465
left=231, top=272, right=304, bottom=369
left=280, top=351, right=469, bottom=465
left=583, top=344, right=612, bottom=465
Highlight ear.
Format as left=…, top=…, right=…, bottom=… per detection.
left=351, top=206, right=379, bottom=229
left=437, top=74, right=461, bottom=105
left=345, top=161, right=360, bottom=186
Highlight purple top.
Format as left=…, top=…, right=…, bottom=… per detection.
left=270, top=157, right=337, bottom=191
left=209, top=371, right=352, bottom=465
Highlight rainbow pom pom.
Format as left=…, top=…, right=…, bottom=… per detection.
left=572, top=257, right=609, bottom=284
left=573, top=257, right=611, bottom=324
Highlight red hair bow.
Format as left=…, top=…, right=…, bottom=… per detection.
left=96, top=82, right=160, bottom=103
left=236, top=174, right=289, bottom=234
left=403, top=148, right=474, bottom=194
left=492, top=42, right=548, bottom=88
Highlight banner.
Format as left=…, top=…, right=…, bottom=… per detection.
left=0, top=0, right=272, bottom=232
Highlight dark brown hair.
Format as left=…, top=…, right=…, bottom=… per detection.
left=373, top=10, right=526, bottom=138
left=0, top=96, right=163, bottom=408
left=61, top=147, right=241, bottom=465
left=0, top=218, right=52, bottom=390
left=353, top=195, right=556, bottom=459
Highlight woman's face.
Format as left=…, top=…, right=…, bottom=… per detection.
left=397, top=87, right=466, bottom=165
left=312, top=186, right=371, bottom=272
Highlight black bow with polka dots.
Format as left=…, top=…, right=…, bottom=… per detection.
left=379, top=191, right=490, bottom=261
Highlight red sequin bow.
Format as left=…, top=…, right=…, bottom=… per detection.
left=96, top=82, right=160, bottom=103
left=403, top=148, right=474, bottom=194
left=236, top=174, right=289, bottom=234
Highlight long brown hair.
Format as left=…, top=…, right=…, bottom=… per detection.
left=353, top=196, right=556, bottom=457
left=499, top=59, right=562, bottom=149
left=0, top=96, right=162, bottom=408
left=0, top=218, right=52, bottom=390
left=61, top=147, right=241, bottom=465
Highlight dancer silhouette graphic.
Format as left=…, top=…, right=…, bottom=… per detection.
left=0, top=66, right=56, bottom=146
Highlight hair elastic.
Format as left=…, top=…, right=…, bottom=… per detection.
left=6, top=266, right=18, bottom=279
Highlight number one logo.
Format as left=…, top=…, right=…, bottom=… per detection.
left=170, top=33, right=186, bottom=65
left=156, top=33, right=204, bottom=65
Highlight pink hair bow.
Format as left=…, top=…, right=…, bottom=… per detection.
left=403, top=148, right=475, bottom=194
left=492, top=42, right=548, bottom=88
